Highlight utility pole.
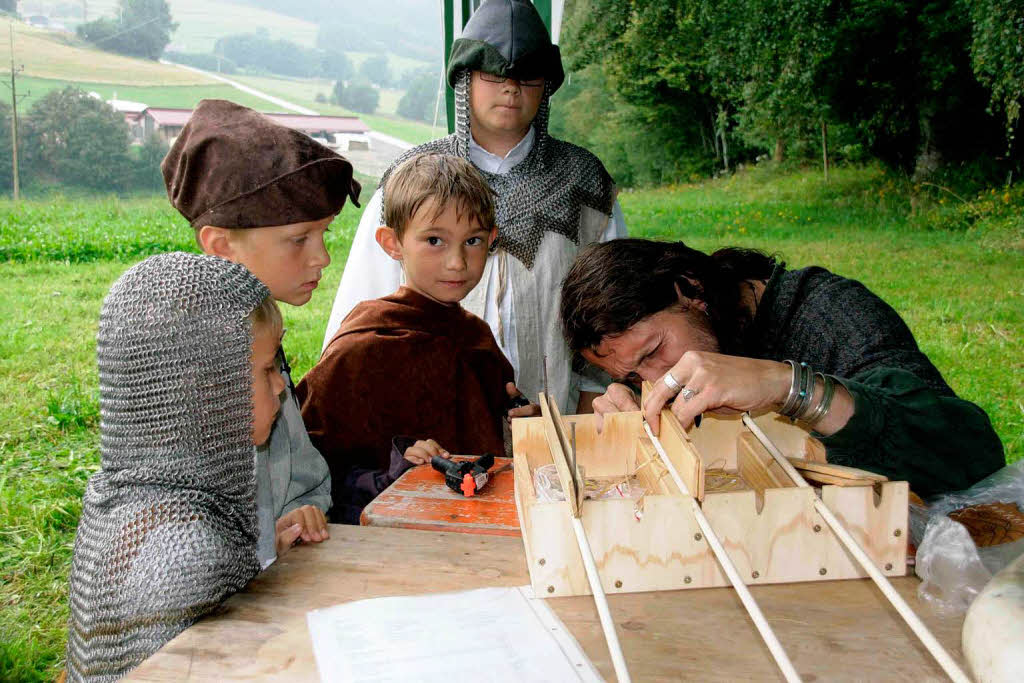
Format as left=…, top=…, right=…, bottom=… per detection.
left=4, top=22, right=24, bottom=202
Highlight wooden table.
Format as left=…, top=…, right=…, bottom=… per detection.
left=127, top=525, right=966, bottom=682
left=360, top=457, right=520, bottom=536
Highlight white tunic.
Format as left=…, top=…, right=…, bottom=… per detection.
left=323, top=127, right=627, bottom=406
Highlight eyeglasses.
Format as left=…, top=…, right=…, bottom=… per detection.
left=477, top=72, right=545, bottom=88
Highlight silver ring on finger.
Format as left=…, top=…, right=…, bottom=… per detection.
left=662, top=371, right=682, bottom=393
left=680, top=387, right=700, bottom=402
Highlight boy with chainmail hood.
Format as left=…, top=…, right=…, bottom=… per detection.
left=66, top=253, right=299, bottom=681
left=323, top=0, right=626, bottom=415
left=161, top=99, right=361, bottom=544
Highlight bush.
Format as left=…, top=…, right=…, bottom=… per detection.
left=336, top=81, right=378, bottom=114
left=397, top=72, right=444, bottom=124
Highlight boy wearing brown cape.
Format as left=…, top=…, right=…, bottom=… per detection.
left=297, top=154, right=538, bottom=523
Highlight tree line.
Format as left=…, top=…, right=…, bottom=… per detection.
left=1, top=87, right=166, bottom=195
left=551, top=0, right=1023, bottom=187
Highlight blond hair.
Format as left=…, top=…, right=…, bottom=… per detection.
left=248, top=295, right=283, bottom=339
left=383, top=154, right=495, bottom=239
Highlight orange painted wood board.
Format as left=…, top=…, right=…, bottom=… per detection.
left=360, top=456, right=521, bottom=536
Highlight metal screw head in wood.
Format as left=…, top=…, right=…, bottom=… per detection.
left=694, top=533, right=702, bottom=541
left=752, top=571, right=760, bottom=579
left=894, top=529, right=902, bottom=537
left=885, top=563, right=893, bottom=571
left=684, top=576, right=692, bottom=584
left=814, top=524, right=822, bottom=532
left=615, top=580, right=623, bottom=588
left=819, top=568, right=828, bottom=576
left=539, top=558, right=546, bottom=565
left=547, top=585, right=555, bottom=593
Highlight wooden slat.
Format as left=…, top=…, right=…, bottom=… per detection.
left=737, top=432, right=791, bottom=497
left=787, top=456, right=888, bottom=483
left=538, top=392, right=581, bottom=517
left=640, top=381, right=704, bottom=500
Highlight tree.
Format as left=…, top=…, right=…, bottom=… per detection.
left=77, top=0, right=177, bottom=60
left=0, top=101, right=12, bottom=193
left=359, top=55, right=391, bottom=88
left=323, top=50, right=353, bottom=83
left=336, top=81, right=379, bottom=114
left=397, top=72, right=443, bottom=124
left=971, top=0, right=1024, bottom=158
left=23, top=87, right=133, bottom=191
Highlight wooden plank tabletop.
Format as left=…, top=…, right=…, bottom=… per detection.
left=126, top=525, right=967, bottom=682
left=360, top=457, right=520, bottom=536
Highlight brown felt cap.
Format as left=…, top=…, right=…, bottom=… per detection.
left=162, top=99, right=361, bottom=229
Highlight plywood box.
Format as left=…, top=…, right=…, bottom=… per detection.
left=512, top=410, right=907, bottom=598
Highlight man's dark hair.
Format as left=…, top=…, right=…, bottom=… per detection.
left=560, top=239, right=779, bottom=354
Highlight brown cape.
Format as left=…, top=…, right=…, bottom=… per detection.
left=297, top=286, right=514, bottom=485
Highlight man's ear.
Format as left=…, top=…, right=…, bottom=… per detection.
left=197, top=225, right=236, bottom=258
left=374, top=226, right=403, bottom=261
left=487, top=225, right=498, bottom=248
left=673, top=281, right=707, bottom=311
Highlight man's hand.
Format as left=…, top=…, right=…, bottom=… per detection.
left=404, top=438, right=450, bottom=465
left=643, top=351, right=790, bottom=435
left=591, top=382, right=640, bottom=433
left=276, top=504, right=329, bottom=545
left=506, top=382, right=541, bottom=418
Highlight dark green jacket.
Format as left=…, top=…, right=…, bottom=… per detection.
left=746, top=266, right=1004, bottom=497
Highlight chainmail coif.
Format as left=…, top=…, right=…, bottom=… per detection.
left=379, top=70, right=616, bottom=270
left=66, top=253, right=269, bottom=682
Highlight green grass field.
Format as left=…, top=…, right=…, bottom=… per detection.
left=0, top=165, right=1020, bottom=680
left=16, top=75, right=282, bottom=113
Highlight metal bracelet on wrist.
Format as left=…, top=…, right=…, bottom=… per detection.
left=804, top=373, right=836, bottom=426
left=793, top=361, right=816, bottom=419
left=779, top=360, right=809, bottom=418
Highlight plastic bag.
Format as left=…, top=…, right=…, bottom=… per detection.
left=913, top=460, right=1024, bottom=614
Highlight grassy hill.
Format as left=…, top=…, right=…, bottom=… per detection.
left=16, top=75, right=278, bottom=112
left=72, top=0, right=320, bottom=52
left=4, top=22, right=215, bottom=84
left=5, top=20, right=439, bottom=144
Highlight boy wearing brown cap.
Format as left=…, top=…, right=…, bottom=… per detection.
left=161, top=99, right=361, bottom=544
left=297, top=154, right=536, bottom=524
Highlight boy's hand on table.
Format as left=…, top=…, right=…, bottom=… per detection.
left=276, top=504, right=329, bottom=545
left=404, top=439, right=450, bottom=465
left=506, top=382, right=541, bottom=418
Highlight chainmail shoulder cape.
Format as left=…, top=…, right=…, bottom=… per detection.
left=66, top=253, right=268, bottom=682
left=379, top=70, right=616, bottom=270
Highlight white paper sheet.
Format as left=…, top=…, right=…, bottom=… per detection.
left=307, top=585, right=603, bottom=683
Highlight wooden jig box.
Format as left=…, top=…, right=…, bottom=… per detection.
left=512, top=400, right=908, bottom=598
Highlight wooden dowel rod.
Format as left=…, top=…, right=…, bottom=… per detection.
left=740, top=414, right=969, bottom=683
left=541, top=394, right=631, bottom=682
left=571, top=515, right=632, bottom=683
left=643, top=422, right=801, bottom=683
